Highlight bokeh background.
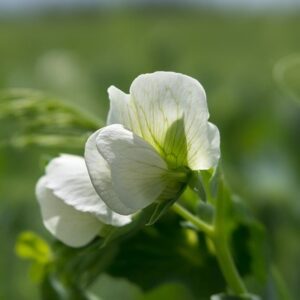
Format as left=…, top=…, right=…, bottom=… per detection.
left=0, top=0, right=300, bottom=299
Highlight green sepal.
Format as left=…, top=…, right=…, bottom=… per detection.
left=99, top=206, right=155, bottom=248
left=188, top=171, right=207, bottom=202
left=146, top=181, right=189, bottom=226
left=146, top=198, right=178, bottom=226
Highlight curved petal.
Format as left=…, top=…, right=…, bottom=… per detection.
left=107, top=71, right=220, bottom=170
left=44, top=154, right=131, bottom=227
left=36, top=177, right=102, bottom=247
left=85, top=131, right=135, bottom=215
left=85, top=124, right=168, bottom=215
left=107, top=86, right=131, bottom=126
left=197, top=122, right=221, bottom=169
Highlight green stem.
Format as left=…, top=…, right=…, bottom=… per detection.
left=212, top=183, right=248, bottom=296
left=172, top=203, right=214, bottom=237
left=173, top=195, right=247, bottom=296
left=213, top=237, right=247, bottom=295
left=271, top=265, right=293, bottom=300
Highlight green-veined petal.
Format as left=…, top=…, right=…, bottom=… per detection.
left=107, top=71, right=220, bottom=170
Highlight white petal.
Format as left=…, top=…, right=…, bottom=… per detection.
left=107, top=71, right=220, bottom=170
left=107, top=86, right=131, bottom=126
left=36, top=177, right=102, bottom=247
left=195, top=122, right=221, bottom=169
left=45, top=154, right=131, bottom=227
left=85, top=124, right=168, bottom=215
left=85, top=131, right=135, bottom=215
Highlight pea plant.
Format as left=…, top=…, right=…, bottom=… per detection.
left=9, top=72, right=289, bottom=299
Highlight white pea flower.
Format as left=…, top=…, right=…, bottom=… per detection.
left=36, top=154, right=131, bottom=247
left=85, top=71, right=220, bottom=215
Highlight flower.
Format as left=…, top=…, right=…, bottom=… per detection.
left=36, top=154, right=131, bottom=247
left=85, top=71, right=220, bottom=215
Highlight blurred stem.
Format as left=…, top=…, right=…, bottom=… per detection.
left=173, top=190, right=248, bottom=296
left=271, top=265, right=293, bottom=300
left=212, top=186, right=248, bottom=296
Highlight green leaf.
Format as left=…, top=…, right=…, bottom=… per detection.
left=0, top=89, right=101, bottom=149
left=41, top=273, right=100, bottom=300
left=141, top=283, right=194, bottom=300
left=15, top=231, right=53, bottom=282
left=107, top=214, right=225, bottom=299
left=90, top=274, right=142, bottom=300
left=204, top=168, right=268, bottom=288
left=15, top=231, right=52, bottom=264
left=47, top=208, right=156, bottom=291
left=228, top=198, right=268, bottom=286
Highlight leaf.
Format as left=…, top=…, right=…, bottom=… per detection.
left=228, top=197, right=268, bottom=287
left=41, top=273, right=100, bottom=300
left=90, top=274, right=142, bottom=300
left=141, top=283, right=194, bottom=300
left=202, top=167, right=268, bottom=287
left=107, top=213, right=226, bottom=299
left=15, top=231, right=52, bottom=264
left=46, top=208, right=156, bottom=291
left=0, top=89, right=101, bottom=149
left=15, top=231, right=53, bottom=282
left=100, top=206, right=155, bottom=248
left=9, top=134, right=90, bottom=149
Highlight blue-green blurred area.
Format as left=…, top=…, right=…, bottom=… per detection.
left=1, top=6, right=300, bottom=300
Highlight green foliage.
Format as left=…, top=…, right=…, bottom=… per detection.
left=216, top=170, right=268, bottom=285
left=230, top=198, right=267, bottom=285
left=146, top=182, right=189, bottom=226
left=1, top=9, right=299, bottom=300
left=0, top=89, right=100, bottom=149
left=15, top=231, right=53, bottom=282
left=211, top=294, right=260, bottom=300
left=106, top=214, right=225, bottom=299
left=15, top=231, right=52, bottom=263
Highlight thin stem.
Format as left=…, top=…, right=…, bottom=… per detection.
left=271, top=265, right=293, bottom=300
left=173, top=183, right=248, bottom=296
left=172, top=202, right=214, bottom=237
left=212, top=183, right=248, bottom=296
left=213, top=237, right=247, bottom=295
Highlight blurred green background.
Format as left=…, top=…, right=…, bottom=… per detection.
left=0, top=3, right=300, bottom=299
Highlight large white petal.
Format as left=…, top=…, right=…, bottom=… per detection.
left=85, top=124, right=168, bottom=215
left=85, top=131, right=135, bottom=215
left=44, top=154, right=131, bottom=227
left=36, top=177, right=102, bottom=247
left=107, top=71, right=220, bottom=170
left=97, top=124, right=169, bottom=212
